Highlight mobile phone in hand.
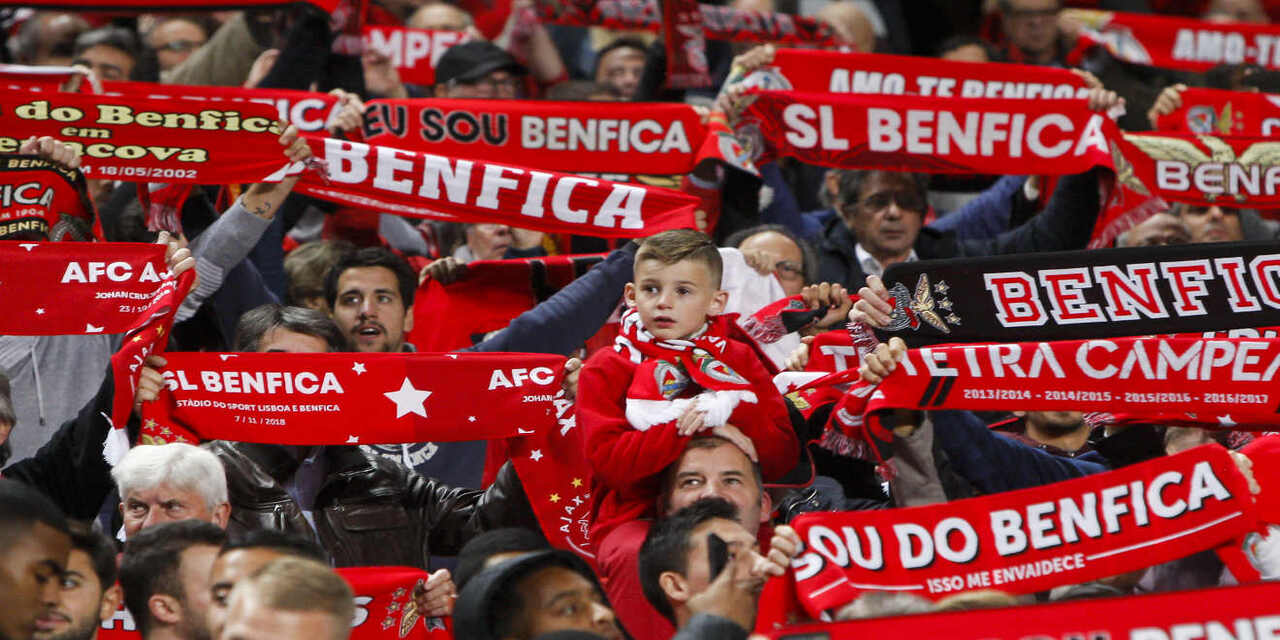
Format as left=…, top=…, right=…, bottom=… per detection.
left=707, top=532, right=729, bottom=580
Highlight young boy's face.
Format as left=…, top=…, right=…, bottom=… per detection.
left=624, top=258, right=727, bottom=341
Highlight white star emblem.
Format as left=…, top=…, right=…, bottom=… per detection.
left=445, top=354, right=458, bottom=359
left=384, top=378, right=432, bottom=419
left=1218, top=414, right=1236, bottom=427
left=468, top=416, right=476, bottom=422
left=18, top=243, right=37, bottom=251
left=352, top=362, right=366, bottom=375
left=346, top=435, right=359, bottom=443
left=35, top=308, right=44, bottom=315
left=85, top=323, right=103, bottom=333
left=529, top=449, right=543, bottom=462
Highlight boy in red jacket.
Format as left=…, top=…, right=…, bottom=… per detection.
left=578, top=230, right=799, bottom=603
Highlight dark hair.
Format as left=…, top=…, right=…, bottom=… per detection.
left=0, top=371, right=13, bottom=467
left=658, top=436, right=764, bottom=516
left=323, top=246, right=418, bottom=310
left=68, top=521, right=119, bottom=592
left=637, top=497, right=739, bottom=623
left=119, top=520, right=228, bottom=636
left=454, top=527, right=550, bottom=591
left=593, top=37, right=647, bottom=75
left=222, top=528, right=327, bottom=563
left=233, top=304, right=345, bottom=353
left=0, top=478, right=69, bottom=546
left=12, top=12, right=90, bottom=64
left=723, top=224, right=819, bottom=285
left=285, top=240, right=354, bottom=307
left=545, top=81, right=620, bottom=101
left=636, top=229, right=723, bottom=288
left=936, top=35, right=998, bottom=61
left=73, top=25, right=141, bottom=59
left=832, top=169, right=930, bottom=211
left=486, top=552, right=604, bottom=640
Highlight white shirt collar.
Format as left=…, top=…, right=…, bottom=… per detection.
left=854, top=244, right=917, bottom=278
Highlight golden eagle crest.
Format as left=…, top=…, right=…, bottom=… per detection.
left=1123, top=134, right=1280, bottom=202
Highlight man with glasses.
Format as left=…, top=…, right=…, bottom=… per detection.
left=815, top=167, right=1106, bottom=291
left=432, top=40, right=524, bottom=99
left=999, top=0, right=1064, bottom=65
left=146, top=17, right=208, bottom=72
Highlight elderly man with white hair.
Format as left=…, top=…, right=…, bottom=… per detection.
left=112, top=443, right=231, bottom=538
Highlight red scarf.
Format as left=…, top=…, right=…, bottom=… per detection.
left=535, top=0, right=835, bottom=46
left=20, top=0, right=337, bottom=8
left=362, top=26, right=467, bottom=86
left=1068, top=8, right=1280, bottom=73
left=101, top=566, right=451, bottom=640
left=139, top=352, right=564, bottom=445
left=663, top=0, right=712, bottom=90
left=614, top=308, right=757, bottom=432
left=763, top=580, right=1280, bottom=640
left=788, top=444, right=1258, bottom=616
left=293, top=137, right=699, bottom=238
left=0, top=155, right=96, bottom=240
left=740, top=90, right=1117, bottom=176
left=749, top=49, right=1090, bottom=98
left=1154, top=87, right=1280, bottom=136
left=0, top=91, right=290, bottom=184
left=1115, top=130, right=1280, bottom=207
left=361, top=99, right=715, bottom=175
left=102, top=81, right=342, bottom=134
left=0, top=63, right=98, bottom=93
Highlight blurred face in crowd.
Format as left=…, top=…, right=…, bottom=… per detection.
left=625, top=258, right=726, bottom=341
left=166, top=545, right=221, bottom=640
left=408, top=3, right=472, bottom=31
left=34, top=549, right=121, bottom=640
left=1002, top=0, right=1061, bottom=61
left=507, top=566, right=623, bottom=640
left=220, top=584, right=344, bottom=640
left=257, top=328, right=330, bottom=353
left=436, top=71, right=520, bottom=99
left=662, top=517, right=766, bottom=611
left=816, top=2, right=875, bottom=53
left=120, top=484, right=228, bottom=539
left=1182, top=205, right=1243, bottom=243
left=0, top=524, right=70, bottom=640
left=72, top=44, right=134, bottom=81
left=149, top=19, right=207, bottom=71
left=738, top=231, right=806, bottom=296
left=1025, top=411, right=1085, bottom=436
left=331, top=266, right=413, bottom=353
left=1120, top=212, right=1190, bottom=247
left=208, top=549, right=286, bottom=640
left=595, top=46, right=645, bottom=100
left=841, top=171, right=926, bottom=264
left=465, top=223, right=513, bottom=261
left=942, top=44, right=990, bottom=63
left=1204, top=0, right=1268, bottom=24
left=663, top=441, right=769, bottom=531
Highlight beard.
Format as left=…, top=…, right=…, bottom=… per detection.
left=175, top=608, right=212, bottom=640
left=35, top=617, right=98, bottom=640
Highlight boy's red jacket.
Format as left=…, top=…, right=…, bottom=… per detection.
left=579, top=316, right=799, bottom=543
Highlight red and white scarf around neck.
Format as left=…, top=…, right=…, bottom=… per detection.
left=614, top=307, right=757, bottom=431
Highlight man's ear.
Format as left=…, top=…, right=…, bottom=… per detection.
left=623, top=282, right=637, bottom=308
left=212, top=502, right=231, bottom=529
left=658, top=571, right=691, bottom=606
left=709, top=289, right=729, bottom=316
left=403, top=303, right=414, bottom=333
left=759, top=488, right=773, bottom=525
left=149, top=594, right=182, bottom=626
left=99, top=584, right=124, bottom=622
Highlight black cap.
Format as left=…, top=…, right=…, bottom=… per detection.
left=453, top=550, right=603, bottom=640
left=434, top=40, right=524, bottom=86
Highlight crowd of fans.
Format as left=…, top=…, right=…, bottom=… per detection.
left=2, top=0, right=1280, bottom=639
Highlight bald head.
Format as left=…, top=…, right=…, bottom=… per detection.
left=817, top=2, right=875, bottom=52
left=408, top=3, right=473, bottom=31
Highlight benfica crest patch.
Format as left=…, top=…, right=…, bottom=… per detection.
left=654, top=360, right=690, bottom=399
left=691, top=347, right=749, bottom=385
left=884, top=274, right=959, bottom=334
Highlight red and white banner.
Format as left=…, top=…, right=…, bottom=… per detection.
left=17, top=0, right=338, bottom=10
left=663, top=0, right=712, bottom=90
left=1068, top=9, right=1280, bottom=72
left=0, top=155, right=95, bottom=239
left=535, top=0, right=834, bottom=46
left=362, top=26, right=466, bottom=87
left=294, top=137, right=700, bottom=238
left=788, top=445, right=1257, bottom=615
left=739, top=90, right=1116, bottom=175
left=362, top=99, right=710, bottom=175
left=841, top=336, right=1280, bottom=430
left=765, top=581, right=1280, bottom=640
left=102, top=81, right=342, bottom=134
left=1116, top=131, right=1280, bottom=207
left=0, top=91, right=289, bottom=184
left=0, top=64, right=97, bottom=94
left=1154, top=87, right=1280, bottom=136
left=0, top=242, right=184, bottom=335
left=746, top=49, right=1090, bottom=99
left=101, top=566, right=451, bottom=640
left=410, top=254, right=603, bottom=352
left=140, top=352, right=564, bottom=445
left=509, top=391, right=595, bottom=564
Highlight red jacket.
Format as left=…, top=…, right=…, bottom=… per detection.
left=580, top=337, right=798, bottom=543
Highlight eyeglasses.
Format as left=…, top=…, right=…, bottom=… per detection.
left=775, top=260, right=804, bottom=279
left=153, top=39, right=205, bottom=53
left=844, top=190, right=927, bottom=214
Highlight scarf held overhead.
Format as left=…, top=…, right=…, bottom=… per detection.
left=1154, top=87, right=1280, bottom=136
left=102, top=81, right=342, bottom=134
left=788, top=444, right=1257, bottom=615
left=745, top=49, right=1090, bottom=98
left=535, top=0, right=834, bottom=45
left=739, top=90, right=1116, bottom=175
left=1067, top=9, right=1280, bottom=73
left=362, top=26, right=466, bottom=86
left=872, top=242, right=1280, bottom=346
left=293, top=137, right=699, bottom=238
left=361, top=99, right=714, bottom=175
left=140, top=352, right=564, bottom=445
left=1115, top=130, right=1280, bottom=207
left=0, top=91, right=290, bottom=184
left=0, top=154, right=95, bottom=240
